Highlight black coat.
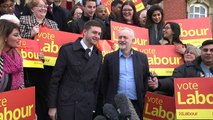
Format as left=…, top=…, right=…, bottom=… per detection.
left=158, top=56, right=205, bottom=96
left=67, top=14, right=95, bottom=33
left=48, top=38, right=102, bottom=120
left=101, top=50, right=149, bottom=113
left=46, top=3, right=69, bottom=31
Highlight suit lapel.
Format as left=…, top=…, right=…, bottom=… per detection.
left=82, top=47, right=101, bottom=73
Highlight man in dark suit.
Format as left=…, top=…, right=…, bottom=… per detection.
left=101, top=27, right=149, bottom=119
left=48, top=20, right=103, bottom=120
left=46, top=0, right=69, bottom=31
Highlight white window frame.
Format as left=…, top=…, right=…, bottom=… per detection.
left=189, top=4, right=207, bottom=18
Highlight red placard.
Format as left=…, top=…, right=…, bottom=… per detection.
left=143, top=92, right=176, bottom=120
left=174, top=77, right=213, bottom=119
left=167, top=17, right=212, bottom=46
left=111, top=21, right=149, bottom=46
left=18, top=39, right=43, bottom=68
left=0, top=87, right=35, bottom=120
left=34, top=28, right=81, bottom=66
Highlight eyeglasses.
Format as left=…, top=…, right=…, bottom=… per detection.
left=163, top=26, right=171, bottom=30
left=184, top=51, right=195, bottom=55
left=122, top=9, right=133, bottom=12
left=35, top=5, right=48, bottom=9
left=202, top=48, right=213, bottom=53
left=0, top=3, right=15, bottom=9
left=74, top=12, right=82, bottom=16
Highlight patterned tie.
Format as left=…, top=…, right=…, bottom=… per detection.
left=85, top=48, right=91, bottom=60
left=0, top=57, right=4, bottom=80
left=47, top=5, right=52, bottom=13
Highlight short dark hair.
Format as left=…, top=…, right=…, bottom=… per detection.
left=82, top=0, right=96, bottom=6
left=83, top=20, right=102, bottom=30
left=111, top=0, right=123, bottom=9
left=200, top=40, right=213, bottom=48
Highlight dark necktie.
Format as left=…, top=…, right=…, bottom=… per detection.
left=0, top=57, right=4, bottom=80
left=85, top=48, right=91, bottom=60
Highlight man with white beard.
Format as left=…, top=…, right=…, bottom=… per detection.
left=100, top=27, right=149, bottom=119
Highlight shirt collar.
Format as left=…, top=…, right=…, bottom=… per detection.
left=119, top=49, right=133, bottom=57
left=80, top=39, right=93, bottom=52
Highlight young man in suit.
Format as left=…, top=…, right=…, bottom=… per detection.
left=101, top=27, right=150, bottom=119
left=48, top=20, right=102, bottom=120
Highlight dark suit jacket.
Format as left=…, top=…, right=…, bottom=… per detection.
left=46, top=3, right=69, bottom=31
left=48, top=38, right=102, bottom=120
left=101, top=49, right=149, bottom=112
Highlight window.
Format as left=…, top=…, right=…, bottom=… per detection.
left=189, top=4, right=207, bottom=18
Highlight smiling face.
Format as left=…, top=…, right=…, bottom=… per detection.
left=163, top=23, right=174, bottom=40
left=31, top=0, right=47, bottom=19
left=83, top=26, right=101, bottom=47
left=83, top=1, right=96, bottom=17
left=184, top=50, right=196, bottom=62
left=118, top=29, right=134, bottom=52
left=122, top=5, right=134, bottom=23
left=152, top=10, right=162, bottom=24
left=5, top=28, right=21, bottom=49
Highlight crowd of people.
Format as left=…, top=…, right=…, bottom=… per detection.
left=0, top=0, right=213, bottom=120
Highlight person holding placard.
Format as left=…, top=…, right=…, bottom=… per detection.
left=148, top=40, right=213, bottom=96
left=19, top=0, right=58, bottom=39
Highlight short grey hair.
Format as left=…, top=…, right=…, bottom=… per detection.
left=119, top=27, right=135, bottom=40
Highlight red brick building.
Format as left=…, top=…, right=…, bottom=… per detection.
left=162, top=0, right=213, bottom=35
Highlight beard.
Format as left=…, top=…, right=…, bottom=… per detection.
left=119, top=44, right=127, bottom=50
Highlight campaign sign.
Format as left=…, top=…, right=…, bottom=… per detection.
left=167, top=17, right=212, bottom=46
left=34, top=28, right=81, bottom=66
left=143, top=92, right=176, bottom=120
left=19, top=39, right=43, bottom=68
left=174, top=77, right=213, bottom=119
left=0, top=87, right=35, bottom=120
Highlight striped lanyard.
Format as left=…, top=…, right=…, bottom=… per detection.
left=0, top=57, right=4, bottom=80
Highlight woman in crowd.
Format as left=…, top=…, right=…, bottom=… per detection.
left=20, top=1, right=58, bottom=120
left=0, top=19, right=24, bottom=92
left=159, top=22, right=183, bottom=45
left=19, top=0, right=58, bottom=39
left=0, top=0, right=15, bottom=16
left=67, top=5, right=83, bottom=24
left=159, top=22, right=187, bottom=55
left=118, top=0, right=139, bottom=26
left=146, top=5, right=164, bottom=45
left=148, top=45, right=201, bottom=96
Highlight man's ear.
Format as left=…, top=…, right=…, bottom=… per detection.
left=82, top=29, right=87, bottom=36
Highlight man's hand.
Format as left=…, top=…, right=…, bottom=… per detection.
left=48, top=108, right=57, bottom=120
left=148, top=76, right=159, bottom=90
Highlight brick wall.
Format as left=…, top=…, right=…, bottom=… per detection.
left=163, top=0, right=187, bottom=20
